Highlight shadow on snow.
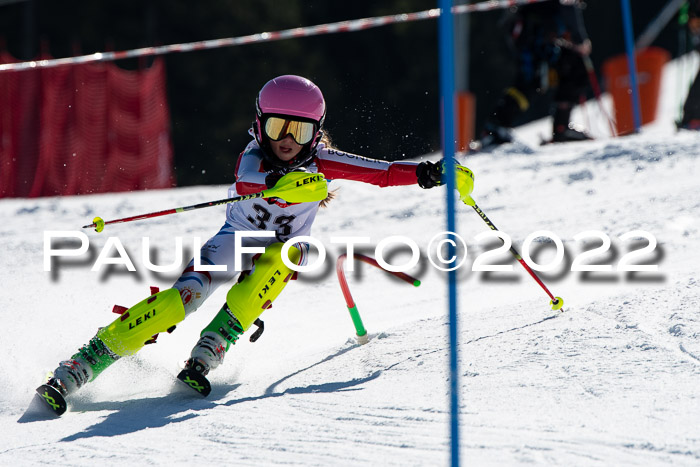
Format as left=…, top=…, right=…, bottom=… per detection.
left=50, top=342, right=378, bottom=442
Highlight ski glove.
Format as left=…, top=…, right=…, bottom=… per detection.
left=265, top=167, right=310, bottom=189
left=416, top=160, right=475, bottom=205
left=416, top=160, right=443, bottom=189
left=265, top=172, right=285, bottom=189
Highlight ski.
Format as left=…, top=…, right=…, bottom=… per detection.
left=35, top=383, right=67, bottom=416
left=468, top=138, right=534, bottom=155
left=539, top=138, right=592, bottom=146
left=176, top=368, right=211, bottom=397
left=28, top=369, right=209, bottom=419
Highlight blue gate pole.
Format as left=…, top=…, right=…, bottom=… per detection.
left=620, top=0, right=643, bottom=132
left=438, top=1, right=460, bottom=466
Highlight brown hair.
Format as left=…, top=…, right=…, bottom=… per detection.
left=318, top=130, right=337, bottom=208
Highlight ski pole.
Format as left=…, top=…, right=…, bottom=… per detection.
left=677, top=2, right=689, bottom=124
left=579, top=94, right=592, bottom=135
left=581, top=54, right=618, bottom=137
left=635, top=0, right=688, bottom=50
left=554, top=38, right=617, bottom=137
left=83, top=172, right=328, bottom=232
left=469, top=201, right=564, bottom=311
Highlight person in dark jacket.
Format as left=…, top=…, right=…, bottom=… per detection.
left=679, top=0, right=700, bottom=130
left=481, top=0, right=593, bottom=147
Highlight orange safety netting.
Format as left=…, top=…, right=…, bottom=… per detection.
left=0, top=53, right=173, bottom=198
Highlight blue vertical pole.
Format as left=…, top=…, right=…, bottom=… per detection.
left=438, top=1, right=460, bottom=466
left=620, top=0, right=643, bottom=132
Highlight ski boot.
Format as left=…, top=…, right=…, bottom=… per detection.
left=551, top=103, right=592, bottom=143
left=178, top=242, right=301, bottom=396
left=478, top=122, right=514, bottom=149
left=552, top=126, right=593, bottom=142
left=56, top=337, right=120, bottom=391
left=36, top=336, right=119, bottom=416
left=177, top=307, right=244, bottom=397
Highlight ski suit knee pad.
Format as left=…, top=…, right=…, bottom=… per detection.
left=225, top=242, right=301, bottom=332
left=96, top=288, right=186, bottom=357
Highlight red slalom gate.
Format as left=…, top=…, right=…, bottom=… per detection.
left=336, top=253, right=421, bottom=344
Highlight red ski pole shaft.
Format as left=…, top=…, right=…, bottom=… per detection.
left=82, top=172, right=329, bottom=232
left=470, top=202, right=563, bottom=310
left=582, top=54, right=617, bottom=137
left=83, top=191, right=267, bottom=232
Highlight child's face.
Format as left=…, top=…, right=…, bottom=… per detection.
left=269, top=135, right=303, bottom=162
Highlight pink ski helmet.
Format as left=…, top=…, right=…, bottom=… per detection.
left=254, top=75, right=326, bottom=169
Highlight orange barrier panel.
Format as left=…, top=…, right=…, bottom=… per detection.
left=602, top=47, right=670, bottom=135
left=456, top=91, right=475, bottom=152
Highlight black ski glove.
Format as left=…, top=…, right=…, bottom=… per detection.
left=265, top=172, right=285, bottom=189
left=265, top=167, right=310, bottom=189
left=416, top=160, right=444, bottom=189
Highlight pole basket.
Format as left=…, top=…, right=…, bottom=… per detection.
left=335, top=253, right=421, bottom=345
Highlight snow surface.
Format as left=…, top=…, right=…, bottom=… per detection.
left=1, top=56, right=700, bottom=466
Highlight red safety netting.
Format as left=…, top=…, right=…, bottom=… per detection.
left=0, top=53, right=173, bottom=198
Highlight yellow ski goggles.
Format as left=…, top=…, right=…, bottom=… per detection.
left=264, top=117, right=317, bottom=145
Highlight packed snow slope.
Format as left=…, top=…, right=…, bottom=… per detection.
left=1, top=58, right=700, bottom=466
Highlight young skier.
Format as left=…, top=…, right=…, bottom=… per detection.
left=38, top=75, right=474, bottom=413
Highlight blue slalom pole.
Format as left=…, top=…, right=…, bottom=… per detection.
left=620, top=0, right=643, bottom=132
left=438, top=0, right=460, bottom=465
